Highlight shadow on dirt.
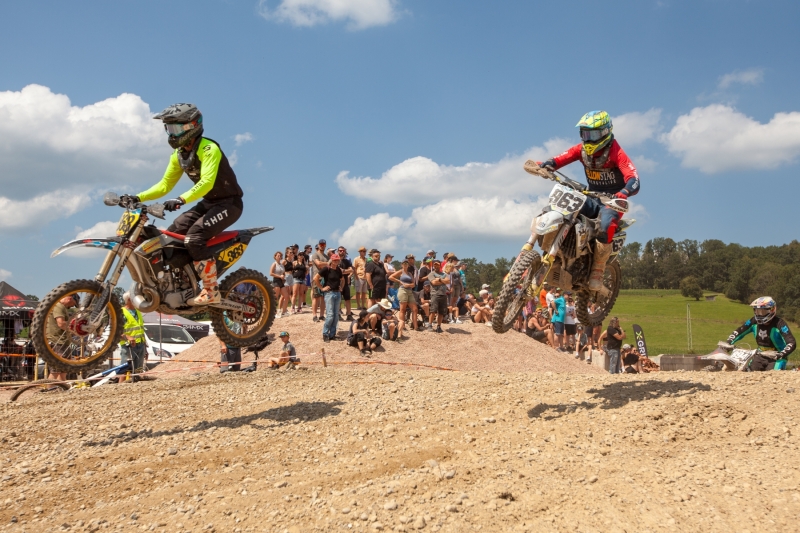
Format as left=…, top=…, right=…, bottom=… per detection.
left=85, top=400, right=345, bottom=447
left=527, top=380, right=711, bottom=421
left=446, top=328, right=471, bottom=335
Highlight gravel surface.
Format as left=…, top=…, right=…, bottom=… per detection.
left=2, top=369, right=800, bottom=532
left=164, top=311, right=604, bottom=375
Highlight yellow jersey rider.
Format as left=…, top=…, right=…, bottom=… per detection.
left=122, top=103, right=243, bottom=305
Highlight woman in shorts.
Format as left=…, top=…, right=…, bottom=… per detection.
left=269, top=251, right=286, bottom=318
left=389, top=260, right=419, bottom=331
left=281, top=248, right=295, bottom=316
left=291, top=252, right=308, bottom=314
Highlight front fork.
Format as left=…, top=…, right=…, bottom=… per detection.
left=517, top=223, right=571, bottom=298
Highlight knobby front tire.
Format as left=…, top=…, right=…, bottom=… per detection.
left=492, top=250, right=541, bottom=334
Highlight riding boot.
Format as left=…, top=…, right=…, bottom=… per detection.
left=588, top=242, right=613, bottom=291
left=188, top=259, right=221, bottom=305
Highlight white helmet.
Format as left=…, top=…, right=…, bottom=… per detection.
left=750, top=296, right=776, bottom=325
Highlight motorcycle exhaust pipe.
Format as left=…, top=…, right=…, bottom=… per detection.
left=130, top=282, right=161, bottom=313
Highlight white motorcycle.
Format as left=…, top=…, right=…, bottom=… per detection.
left=492, top=161, right=634, bottom=333
left=698, top=342, right=779, bottom=371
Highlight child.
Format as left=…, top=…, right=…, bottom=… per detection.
left=269, top=331, right=299, bottom=369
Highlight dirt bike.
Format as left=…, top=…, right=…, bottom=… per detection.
left=697, top=341, right=781, bottom=371
left=29, top=192, right=276, bottom=375
left=492, top=161, right=633, bottom=333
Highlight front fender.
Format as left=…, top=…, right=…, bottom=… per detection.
left=51, top=237, right=121, bottom=258
left=532, top=211, right=564, bottom=236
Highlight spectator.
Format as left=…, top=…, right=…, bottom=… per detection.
left=269, top=331, right=299, bottom=369
left=600, top=316, right=625, bottom=374
left=219, top=314, right=242, bottom=373
left=382, top=305, right=404, bottom=341
left=564, top=292, right=577, bottom=350
left=445, top=258, right=462, bottom=324
left=470, top=291, right=491, bottom=324
left=269, top=251, right=286, bottom=318
left=621, top=343, right=642, bottom=373
left=416, top=258, right=432, bottom=291
left=457, top=262, right=467, bottom=294
left=538, top=282, right=549, bottom=312
left=347, top=310, right=382, bottom=356
left=389, top=260, right=419, bottom=331
left=44, top=294, right=78, bottom=382
left=337, top=246, right=355, bottom=321
left=481, top=283, right=492, bottom=298
left=425, top=249, right=436, bottom=262
left=314, top=252, right=344, bottom=342
left=414, top=281, right=432, bottom=326
left=280, top=248, right=295, bottom=317
left=365, top=298, right=392, bottom=333
left=301, top=244, right=313, bottom=308
left=353, top=246, right=368, bottom=311
left=428, top=259, right=450, bottom=333
left=589, top=302, right=602, bottom=348
left=366, top=249, right=388, bottom=306
left=119, top=292, right=147, bottom=382
left=550, top=288, right=566, bottom=351
left=526, top=307, right=550, bottom=344
left=575, top=324, right=592, bottom=362
left=290, top=252, right=308, bottom=314
left=310, top=240, right=329, bottom=322
left=384, top=254, right=396, bottom=275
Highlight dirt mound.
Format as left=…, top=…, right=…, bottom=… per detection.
left=164, top=311, right=604, bottom=375
left=2, top=368, right=799, bottom=531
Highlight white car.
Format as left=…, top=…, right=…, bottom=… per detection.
left=100, top=322, right=196, bottom=368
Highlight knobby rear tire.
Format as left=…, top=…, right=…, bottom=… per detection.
left=9, top=379, right=71, bottom=402
left=575, top=259, right=622, bottom=327
left=211, top=268, right=276, bottom=348
left=30, top=279, right=123, bottom=376
left=492, top=250, right=541, bottom=334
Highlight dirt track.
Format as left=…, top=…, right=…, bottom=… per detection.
left=2, top=366, right=800, bottom=532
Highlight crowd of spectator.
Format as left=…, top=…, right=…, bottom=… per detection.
left=266, top=240, right=652, bottom=372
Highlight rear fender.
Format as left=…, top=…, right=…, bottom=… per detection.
left=51, top=237, right=121, bottom=258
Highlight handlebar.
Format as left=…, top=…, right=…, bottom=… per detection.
left=103, top=192, right=166, bottom=220
left=523, top=160, right=614, bottom=199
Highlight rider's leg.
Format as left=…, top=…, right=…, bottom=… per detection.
left=589, top=204, right=621, bottom=291
left=185, top=198, right=244, bottom=306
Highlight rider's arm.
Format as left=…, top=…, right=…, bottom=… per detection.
left=609, top=143, right=640, bottom=197
left=181, top=140, right=223, bottom=203
left=550, top=144, right=583, bottom=169
left=774, top=319, right=797, bottom=360
left=728, top=319, right=755, bottom=344
left=138, top=152, right=183, bottom=202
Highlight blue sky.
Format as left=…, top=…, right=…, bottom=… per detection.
left=1, top=0, right=799, bottom=296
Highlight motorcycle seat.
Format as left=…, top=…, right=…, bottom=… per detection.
left=160, top=229, right=239, bottom=247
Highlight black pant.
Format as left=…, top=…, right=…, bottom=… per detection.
left=169, top=197, right=243, bottom=260
left=750, top=353, right=777, bottom=371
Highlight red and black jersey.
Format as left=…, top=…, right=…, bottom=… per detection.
left=552, top=139, right=640, bottom=196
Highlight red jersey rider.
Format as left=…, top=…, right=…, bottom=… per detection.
left=539, top=110, right=640, bottom=290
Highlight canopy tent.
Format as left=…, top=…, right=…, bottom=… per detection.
left=142, top=312, right=210, bottom=341
left=0, top=281, right=38, bottom=320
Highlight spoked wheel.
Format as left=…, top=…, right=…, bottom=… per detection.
left=211, top=268, right=276, bottom=348
left=30, top=280, right=123, bottom=376
left=576, top=259, right=622, bottom=327
left=492, top=250, right=542, bottom=333
left=9, top=379, right=71, bottom=402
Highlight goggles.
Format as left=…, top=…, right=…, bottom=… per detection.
left=754, top=308, right=773, bottom=317
left=580, top=127, right=610, bottom=142
left=164, top=122, right=197, bottom=136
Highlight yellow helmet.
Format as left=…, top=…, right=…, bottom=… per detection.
left=576, top=110, right=613, bottom=156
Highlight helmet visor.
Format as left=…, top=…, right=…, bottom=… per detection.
left=580, top=128, right=609, bottom=142
left=164, top=123, right=193, bottom=136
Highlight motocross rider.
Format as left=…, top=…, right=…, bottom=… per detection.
left=539, top=111, right=640, bottom=291
left=728, top=297, right=796, bottom=371
left=124, top=103, right=243, bottom=306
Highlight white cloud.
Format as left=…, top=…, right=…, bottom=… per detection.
left=0, top=269, right=11, bottom=281
left=661, top=104, right=800, bottom=173
left=0, top=84, right=165, bottom=229
left=718, top=68, right=764, bottom=89
left=335, top=138, right=571, bottom=206
left=229, top=150, right=239, bottom=167
left=0, top=190, right=90, bottom=231
left=613, top=109, right=662, bottom=146
left=234, top=132, right=254, bottom=146
left=258, top=0, right=400, bottom=29
left=633, top=155, right=658, bottom=173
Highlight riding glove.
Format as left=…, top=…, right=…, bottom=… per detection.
left=540, top=159, right=556, bottom=170
left=614, top=191, right=629, bottom=199
left=164, top=198, right=185, bottom=212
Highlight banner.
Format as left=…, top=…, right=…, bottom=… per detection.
left=632, top=324, right=648, bottom=357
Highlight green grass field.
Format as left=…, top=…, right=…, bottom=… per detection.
left=609, top=290, right=797, bottom=358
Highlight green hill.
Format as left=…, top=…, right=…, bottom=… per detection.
left=607, top=290, right=796, bottom=358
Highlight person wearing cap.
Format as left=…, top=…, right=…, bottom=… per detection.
left=598, top=317, right=626, bottom=374
left=413, top=281, right=432, bottom=326
left=575, top=324, right=592, bottom=363
left=564, top=292, right=577, bottom=351
left=480, top=283, right=493, bottom=299
left=366, top=249, right=388, bottom=306
left=44, top=294, right=79, bottom=382
left=389, top=260, right=419, bottom=332
left=347, top=310, right=382, bottom=356
left=415, top=257, right=432, bottom=292
left=526, top=306, right=550, bottom=344
left=550, top=288, right=566, bottom=351
left=269, top=331, right=298, bottom=369
left=384, top=253, right=396, bottom=275
left=426, top=250, right=436, bottom=261
left=427, top=259, right=450, bottom=333
left=337, top=246, right=355, bottom=321
left=314, top=253, right=344, bottom=342
left=621, top=343, right=641, bottom=373
left=472, top=290, right=493, bottom=324
left=310, top=240, right=329, bottom=323
left=365, top=298, right=393, bottom=334
left=445, top=256, right=462, bottom=323
left=353, top=246, right=369, bottom=311
left=118, top=292, right=147, bottom=381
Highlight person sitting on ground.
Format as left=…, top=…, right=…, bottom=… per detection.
left=471, top=291, right=493, bottom=324
left=347, top=310, right=382, bottom=356
left=575, top=324, right=592, bottom=363
left=621, top=343, right=642, bottom=374
left=269, top=331, right=299, bottom=369
left=526, top=308, right=550, bottom=344
left=381, top=306, right=404, bottom=341
left=366, top=298, right=393, bottom=333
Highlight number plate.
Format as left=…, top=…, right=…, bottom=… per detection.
left=116, top=209, right=141, bottom=236
left=548, top=184, right=587, bottom=216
